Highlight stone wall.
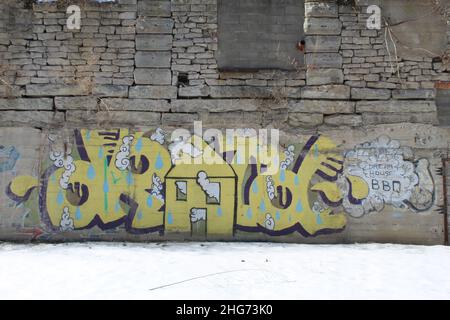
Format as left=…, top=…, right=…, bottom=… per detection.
left=0, top=0, right=448, bottom=130
left=1, top=0, right=450, bottom=244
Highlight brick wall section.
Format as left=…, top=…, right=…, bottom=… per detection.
left=0, top=0, right=449, bottom=130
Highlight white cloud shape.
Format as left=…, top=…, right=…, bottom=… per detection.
left=151, top=128, right=165, bottom=145
left=49, top=137, right=76, bottom=190
left=60, top=207, right=74, bottom=232
left=280, top=145, right=295, bottom=170
left=197, top=171, right=220, bottom=203
left=266, top=176, right=275, bottom=200
left=264, top=213, right=275, bottom=230
left=168, top=136, right=203, bottom=164
left=190, top=208, right=206, bottom=223
left=115, top=135, right=134, bottom=171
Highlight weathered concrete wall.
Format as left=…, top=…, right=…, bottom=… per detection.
left=0, top=0, right=449, bottom=244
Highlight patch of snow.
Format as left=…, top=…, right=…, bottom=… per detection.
left=0, top=243, right=449, bottom=299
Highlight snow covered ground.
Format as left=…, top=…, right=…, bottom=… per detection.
left=0, top=242, right=449, bottom=300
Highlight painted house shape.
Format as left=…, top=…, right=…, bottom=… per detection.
left=164, top=163, right=237, bottom=238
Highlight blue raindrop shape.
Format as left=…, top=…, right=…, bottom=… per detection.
left=57, top=191, right=64, bottom=206
left=136, top=138, right=143, bottom=152
left=87, top=165, right=96, bottom=180
left=155, top=153, right=163, bottom=170
left=217, top=207, right=223, bottom=217
left=275, top=211, right=281, bottom=221
left=146, top=195, right=153, bottom=208
left=85, top=131, right=91, bottom=141
left=288, top=214, right=292, bottom=222
left=114, top=201, right=120, bottom=213
left=75, top=207, right=82, bottom=220
left=167, top=212, right=173, bottom=225
left=126, top=171, right=134, bottom=185
left=316, top=213, right=323, bottom=225
left=98, top=147, right=104, bottom=159
left=259, top=200, right=266, bottom=212
left=279, top=169, right=286, bottom=182
left=137, top=210, right=143, bottom=220
left=103, top=181, right=109, bottom=193
left=236, top=151, right=243, bottom=164
left=314, top=144, right=319, bottom=159
left=252, top=182, right=258, bottom=193
left=294, top=175, right=299, bottom=186
left=246, top=207, right=253, bottom=219
left=295, top=200, right=303, bottom=212
left=51, top=174, right=57, bottom=182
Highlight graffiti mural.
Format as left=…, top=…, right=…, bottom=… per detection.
left=5, top=130, right=436, bottom=240
left=343, top=136, right=435, bottom=217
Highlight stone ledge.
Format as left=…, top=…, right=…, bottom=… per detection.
left=306, top=68, right=344, bottom=85
left=26, top=84, right=89, bottom=97
left=129, top=86, right=177, bottom=99
left=0, top=98, right=53, bottom=110
left=66, top=110, right=161, bottom=126
left=161, top=113, right=199, bottom=126
left=0, top=111, right=64, bottom=128
left=55, top=97, right=98, bottom=110
left=362, top=113, right=438, bottom=125
left=351, top=88, right=391, bottom=100
left=92, top=85, right=129, bottom=98
left=171, top=99, right=261, bottom=113
left=289, top=100, right=354, bottom=114
left=301, top=85, right=350, bottom=100
left=100, top=98, right=171, bottom=112
left=178, top=86, right=210, bottom=98
left=392, top=89, right=436, bottom=100
left=202, top=112, right=263, bottom=127
left=288, top=113, right=324, bottom=128
left=356, top=100, right=437, bottom=113
left=324, top=114, right=362, bottom=127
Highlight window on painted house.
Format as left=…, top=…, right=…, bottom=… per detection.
left=217, top=0, right=305, bottom=71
